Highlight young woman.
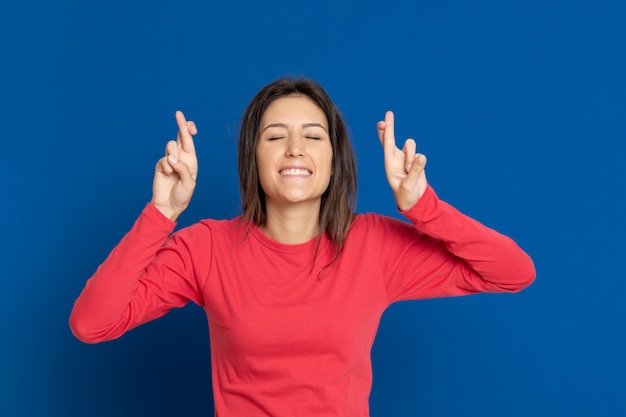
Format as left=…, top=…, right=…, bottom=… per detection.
left=70, top=78, right=535, bottom=416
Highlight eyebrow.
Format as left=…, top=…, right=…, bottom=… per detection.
left=261, top=122, right=328, bottom=133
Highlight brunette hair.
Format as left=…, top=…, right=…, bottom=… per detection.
left=238, top=77, right=357, bottom=257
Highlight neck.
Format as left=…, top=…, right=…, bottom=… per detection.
left=262, top=200, right=321, bottom=244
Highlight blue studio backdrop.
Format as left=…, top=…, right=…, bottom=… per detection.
left=2, top=0, right=625, bottom=416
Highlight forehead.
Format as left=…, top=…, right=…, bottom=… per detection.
left=261, top=95, right=328, bottom=127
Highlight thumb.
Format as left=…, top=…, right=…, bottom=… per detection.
left=397, top=153, right=428, bottom=211
left=405, top=153, right=427, bottom=184
left=168, top=155, right=195, bottom=188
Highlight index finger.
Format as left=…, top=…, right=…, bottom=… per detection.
left=175, top=110, right=196, bottom=154
left=377, top=111, right=396, bottom=154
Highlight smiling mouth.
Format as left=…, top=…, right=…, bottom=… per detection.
left=279, top=168, right=312, bottom=176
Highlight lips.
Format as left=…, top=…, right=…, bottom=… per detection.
left=279, top=168, right=312, bottom=176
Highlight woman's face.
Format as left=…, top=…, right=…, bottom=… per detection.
left=255, top=95, right=333, bottom=210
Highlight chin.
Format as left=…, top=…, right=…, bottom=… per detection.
left=270, top=193, right=322, bottom=206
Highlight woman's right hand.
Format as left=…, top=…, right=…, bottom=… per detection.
left=151, top=111, right=198, bottom=222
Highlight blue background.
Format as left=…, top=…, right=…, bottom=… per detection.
left=2, top=0, right=625, bottom=415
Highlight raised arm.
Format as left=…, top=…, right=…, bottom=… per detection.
left=375, top=111, right=535, bottom=301
left=70, top=112, right=202, bottom=343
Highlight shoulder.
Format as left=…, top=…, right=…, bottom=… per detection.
left=198, top=216, right=246, bottom=234
left=348, top=212, right=423, bottom=241
left=351, top=212, right=414, bottom=231
left=172, top=216, right=247, bottom=244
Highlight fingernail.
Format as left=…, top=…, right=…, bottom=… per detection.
left=168, top=155, right=177, bottom=163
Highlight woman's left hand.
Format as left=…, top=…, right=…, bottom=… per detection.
left=377, top=111, right=428, bottom=211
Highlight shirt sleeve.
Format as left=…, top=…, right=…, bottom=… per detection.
left=69, top=203, right=208, bottom=344
left=382, top=185, right=535, bottom=303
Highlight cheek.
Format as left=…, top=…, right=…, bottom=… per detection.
left=324, top=149, right=334, bottom=177
left=318, top=153, right=334, bottom=192
left=255, top=148, right=268, bottom=174
left=255, top=162, right=269, bottom=190
left=255, top=149, right=275, bottom=192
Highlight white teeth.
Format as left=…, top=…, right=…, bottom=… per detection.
left=280, top=168, right=311, bottom=176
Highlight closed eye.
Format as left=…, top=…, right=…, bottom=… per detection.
left=306, top=136, right=321, bottom=141
left=268, top=136, right=284, bottom=141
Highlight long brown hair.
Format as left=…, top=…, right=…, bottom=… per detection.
left=238, top=77, right=357, bottom=258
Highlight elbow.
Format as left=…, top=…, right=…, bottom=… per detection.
left=509, top=273, right=535, bottom=293
left=69, top=310, right=107, bottom=344
left=69, top=313, right=96, bottom=344
left=520, top=254, right=537, bottom=289
left=483, top=253, right=536, bottom=294
left=507, top=255, right=536, bottom=293
left=69, top=306, right=128, bottom=344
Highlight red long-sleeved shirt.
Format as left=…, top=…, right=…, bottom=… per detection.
left=70, top=185, right=535, bottom=416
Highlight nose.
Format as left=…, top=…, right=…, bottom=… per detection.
left=285, top=135, right=305, bottom=158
